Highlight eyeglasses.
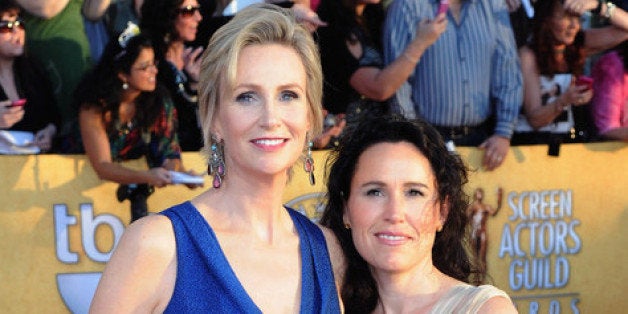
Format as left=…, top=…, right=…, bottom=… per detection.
left=132, top=61, right=159, bottom=72
left=0, top=19, right=24, bottom=34
left=176, top=5, right=201, bottom=18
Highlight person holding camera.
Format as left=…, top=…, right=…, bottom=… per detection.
left=77, top=24, right=200, bottom=222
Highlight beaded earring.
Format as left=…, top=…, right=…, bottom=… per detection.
left=122, top=81, right=129, bottom=90
left=208, top=139, right=226, bottom=188
left=304, top=140, right=315, bottom=186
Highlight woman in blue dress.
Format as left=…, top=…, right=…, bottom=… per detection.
left=90, top=4, right=343, bottom=313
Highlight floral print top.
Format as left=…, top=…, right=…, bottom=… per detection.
left=109, top=97, right=181, bottom=168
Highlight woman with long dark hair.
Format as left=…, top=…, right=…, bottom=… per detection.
left=0, top=0, right=59, bottom=153
left=77, top=25, right=199, bottom=222
left=514, top=0, right=628, bottom=145
left=321, top=114, right=516, bottom=313
left=141, top=0, right=204, bottom=151
left=314, top=0, right=445, bottom=148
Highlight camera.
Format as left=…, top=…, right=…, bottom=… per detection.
left=116, top=184, right=154, bottom=202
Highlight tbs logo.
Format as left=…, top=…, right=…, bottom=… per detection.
left=54, top=204, right=124, bottom=313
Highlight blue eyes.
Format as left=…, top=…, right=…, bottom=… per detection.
left=235, top=92, right=255, bottom=103
left=280, top=91, right=299, bottom=101
left=234, top=91, right=300, bottom=103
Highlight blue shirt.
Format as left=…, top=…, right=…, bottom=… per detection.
left=384, top=0, right=522, bottom=138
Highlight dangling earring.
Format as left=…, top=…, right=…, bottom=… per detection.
left=122, top=81, right=129, bottom=90
left=208, top=138, right=226, bottom=188
left=304, top=137, right=315, bottom=186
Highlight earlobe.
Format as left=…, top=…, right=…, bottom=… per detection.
left=117, top=72, right=128, bottom=83
left=439, top=199, right=450, bottom=227
left=210, top=122, right=222, bottom=141
left=342, top=208, right=351, bottom=230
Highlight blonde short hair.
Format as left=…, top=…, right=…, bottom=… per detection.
left=198, top=3, right=324, bottom=149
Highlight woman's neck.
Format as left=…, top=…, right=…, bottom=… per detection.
left=553, top=44, right=566, bottom=54
left=0, top=57, right=15, bottom=76
left=166, top=40, right=185, bottom=69
left=372, top=263, right=452, bottom=314
left=355, top=3, right=366, bottom=17
left=194, top=169, right=293, bottom=240
left=0, top=58, right=17, bottom=99
left=120, top=89, right=140, bottom=104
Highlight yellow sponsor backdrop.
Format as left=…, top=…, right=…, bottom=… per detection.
left=0, top=143, right=626, bottom=313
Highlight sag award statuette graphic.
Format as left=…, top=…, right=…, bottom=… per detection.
left=468, top=187, right=503, bottom=273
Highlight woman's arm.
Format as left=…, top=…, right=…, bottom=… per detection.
left=82, top=0, right=111, bottom=21
left=90, top=215, right=177, bottom=313
left=350, top=14, right=447, bottom=101
left=584, top=27, right=628, bottom=55
left=14, top=0, right=69, bottom=19
left=584, top=3, right=628, bottom=55
left=79, top=107, right=172, bottom=186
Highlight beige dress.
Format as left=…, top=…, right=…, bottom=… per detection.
left=430, top=284, right=512, bottom=313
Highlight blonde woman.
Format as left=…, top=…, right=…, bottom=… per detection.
left=90, top=4, right=342, bottom=312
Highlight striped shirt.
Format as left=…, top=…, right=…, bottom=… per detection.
left=384, top=0, right=522, bottom=138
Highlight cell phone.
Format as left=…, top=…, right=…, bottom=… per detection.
left=437, top=0, right=449, bottom=15
left=575, top=76, right=593, bottom=90
left=7, top=98, right=26, bottom=107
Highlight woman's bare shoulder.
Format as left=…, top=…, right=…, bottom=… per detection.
left=90, top=214, right=177, bottom=313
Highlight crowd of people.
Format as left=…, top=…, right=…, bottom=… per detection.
left=1, top=0, right=627, bottom=311
left=0, top=0, right=627, bottom=158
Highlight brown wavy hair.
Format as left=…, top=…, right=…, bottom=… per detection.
left=320, top=114, right=479, bottom=314
left=531, top=0, right=586, bottom=76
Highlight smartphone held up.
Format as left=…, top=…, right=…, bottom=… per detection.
left=437, top=0, right=449, bottom=15
left=575, top=76, right=593, bottom=90
left=6, top=98, right=26, bottom=108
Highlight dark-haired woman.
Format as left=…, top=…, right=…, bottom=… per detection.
left=513, top=0, right=628, bottom=145
left=320, top=114, right=516, bottom=313
left=314, top=0, right=445, bottom=148
left=77, top=28, right=199, bottom=222
left=0, top=1, right=59, bottom=153
left=141, top=0, right=204, bottom=151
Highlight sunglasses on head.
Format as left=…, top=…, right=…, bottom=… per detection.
left=177, top=5, right=201, bottom=18
left=0, top=19, right=24, bottom=33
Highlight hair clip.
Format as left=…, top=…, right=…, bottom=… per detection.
left=118, top=22, right=140, bottom=48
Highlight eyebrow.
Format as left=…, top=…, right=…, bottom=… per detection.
left=360, top=181, right=430, bottom=189
left=233, top=83, right=305, bottom=92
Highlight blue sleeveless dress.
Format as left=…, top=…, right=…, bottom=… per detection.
left=160, top=201, right=341, bottom=313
